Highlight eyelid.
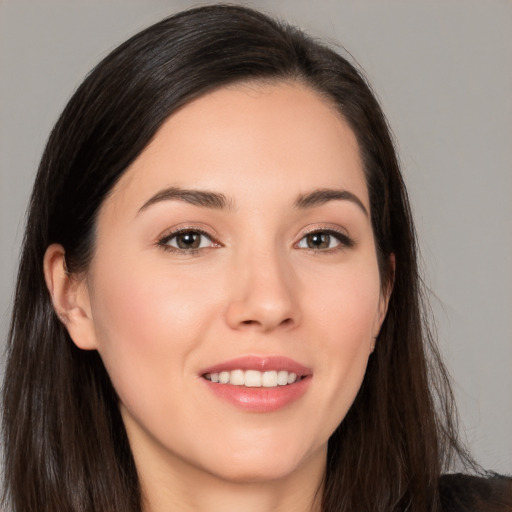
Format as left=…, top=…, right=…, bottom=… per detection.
left=298, top=223, right=351, bottom=239
left=156, top=223, right=220, bottom=241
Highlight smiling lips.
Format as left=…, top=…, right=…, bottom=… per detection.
left=201, top=356, right=312, bottom=412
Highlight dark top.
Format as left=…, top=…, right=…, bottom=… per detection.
left=440, top=473, right=512, bottom=511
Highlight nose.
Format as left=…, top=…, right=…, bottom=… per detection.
left=225, top=249, right=301, bottom=333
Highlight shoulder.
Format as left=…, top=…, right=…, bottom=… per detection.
left=439, top=473, right=512, bottom=512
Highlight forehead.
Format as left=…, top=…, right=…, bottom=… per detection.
left=104, top=81, right=368, bottom=215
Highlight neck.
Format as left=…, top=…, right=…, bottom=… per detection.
left=137, top=443, right=325, bottom=512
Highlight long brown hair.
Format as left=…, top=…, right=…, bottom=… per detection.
left=2, top=5, right=473, bottom=511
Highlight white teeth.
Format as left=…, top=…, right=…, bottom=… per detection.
left=262, top=370, right=277, bottom=387
left=204, top=369, right=301, bottom=387
left=277, top=370, right=288, bottom=386
left=244, top=370, right=262, bottom=387
left=230, top=369, right=244, bottom=386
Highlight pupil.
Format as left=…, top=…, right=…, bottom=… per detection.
left=177, top=232, right=200, bottom=249
left=308, top=233, right=329, bottom=249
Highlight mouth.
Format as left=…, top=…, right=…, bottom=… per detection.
left=200, top=356, right=312, bottom=412
left=203, top=369, right=305, bottom=387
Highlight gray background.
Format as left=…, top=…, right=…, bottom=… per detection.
left=1, top=0, right=511, bottom=473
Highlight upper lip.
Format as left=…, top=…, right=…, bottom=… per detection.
left=200, top=355, right=312, bottom=377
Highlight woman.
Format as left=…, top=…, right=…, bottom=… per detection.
left=2, top=4, right=510, bottom=512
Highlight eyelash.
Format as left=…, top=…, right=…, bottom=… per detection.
left=156, top=227, right=354, bottom=256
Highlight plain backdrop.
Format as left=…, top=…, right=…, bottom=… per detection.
left=1, top=0, right=511, bottom=473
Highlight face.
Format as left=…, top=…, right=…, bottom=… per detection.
left=74, top=82, right=389, bottom=485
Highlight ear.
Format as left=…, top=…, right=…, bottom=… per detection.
left=371, top=253, right=395, bottom=352
left=43, top=244, right=98, bottom=350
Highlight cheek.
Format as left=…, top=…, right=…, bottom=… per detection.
left=304, top=259, right=381, bottom=425
left=86, top=253, right=222, bottom=401
left=309, top=258, right=382, bottom=345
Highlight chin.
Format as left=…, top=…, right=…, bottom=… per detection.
left=196, top=438, right=327, bottom=485
left=204, top=458, right=304, bottom=485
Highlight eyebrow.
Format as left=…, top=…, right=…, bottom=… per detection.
left=138, top=185, right=368, bottom=216
left=138, top=186, right=232, bottom=214
left=294, top=188, right=368, bottom=216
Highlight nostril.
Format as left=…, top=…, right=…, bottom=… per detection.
left=240, top=317, right=293, bottom=328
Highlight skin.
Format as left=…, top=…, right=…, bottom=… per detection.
left=45, top=81, right=392, bottom=512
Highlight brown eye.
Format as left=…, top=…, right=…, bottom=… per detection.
left=305, top=232, right=332, bottom=249
left=297, top=230, right=353, bottom=251
left=160, top=230, right=215, bottom=251
left=175, top=231, right=202, bottom=249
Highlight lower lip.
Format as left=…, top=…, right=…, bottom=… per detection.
left=202, top=377, right=311, bottom=412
